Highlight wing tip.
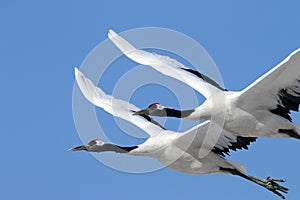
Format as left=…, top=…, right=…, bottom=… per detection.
left=74, top=67, right=82, bottom=81
left=108, top=29, right=117, bottom=39
left=74, top=67, right=79, bottom=76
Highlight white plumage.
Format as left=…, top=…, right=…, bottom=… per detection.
left=108, top=30, right=300, bottom=139
left=70, top=68, right=288, bottom=199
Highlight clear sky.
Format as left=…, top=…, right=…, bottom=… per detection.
left=1, top=1, right=300, bottom=200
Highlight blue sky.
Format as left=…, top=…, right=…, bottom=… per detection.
left=1, top=1, right=300, bottom=200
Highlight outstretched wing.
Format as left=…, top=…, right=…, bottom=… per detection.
left=238, top=48, right=300, bottom=121
left=108, top=30, right=225, bottom=99
left=175, top=121, right=256, bottom=157
left=74, top=68, right=164, bottom=136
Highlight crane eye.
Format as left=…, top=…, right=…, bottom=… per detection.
left=156, top=104, right=164, bottom=110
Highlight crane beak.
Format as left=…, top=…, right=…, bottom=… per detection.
left=68, top=145, right=87, bottom=151
left=132, top=108, right=150, bottom=116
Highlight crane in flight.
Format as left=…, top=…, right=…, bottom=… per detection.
left=108, top=30, right=300, bottom=139
left=70, top=68, right=288, bottom=199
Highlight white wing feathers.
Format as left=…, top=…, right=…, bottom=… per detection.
left=108, top=29, right=224, bottom=98
left=74, top=68, right=255, bottom=155
left=239, top=48, right=300, bottom=109
left=74, top=68, right=164, bottom=136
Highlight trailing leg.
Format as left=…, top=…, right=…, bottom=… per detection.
left=220, top=167, right=289, bottom=199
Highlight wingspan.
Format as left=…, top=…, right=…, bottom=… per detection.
left=108, top=30, right=225, bottom=98
left=175, top=121, right=256, bottom=157
left=238, top=48, right=300, bottom=121
left=74, top=68, right=164, bottom=136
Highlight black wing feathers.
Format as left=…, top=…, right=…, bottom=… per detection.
left=212, top=136, right=257, bottom=157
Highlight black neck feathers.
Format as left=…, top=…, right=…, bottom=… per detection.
left=165, top=108, right=194, bottom=118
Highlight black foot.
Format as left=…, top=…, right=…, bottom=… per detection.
left=263, top=177, right=289, bottom=199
